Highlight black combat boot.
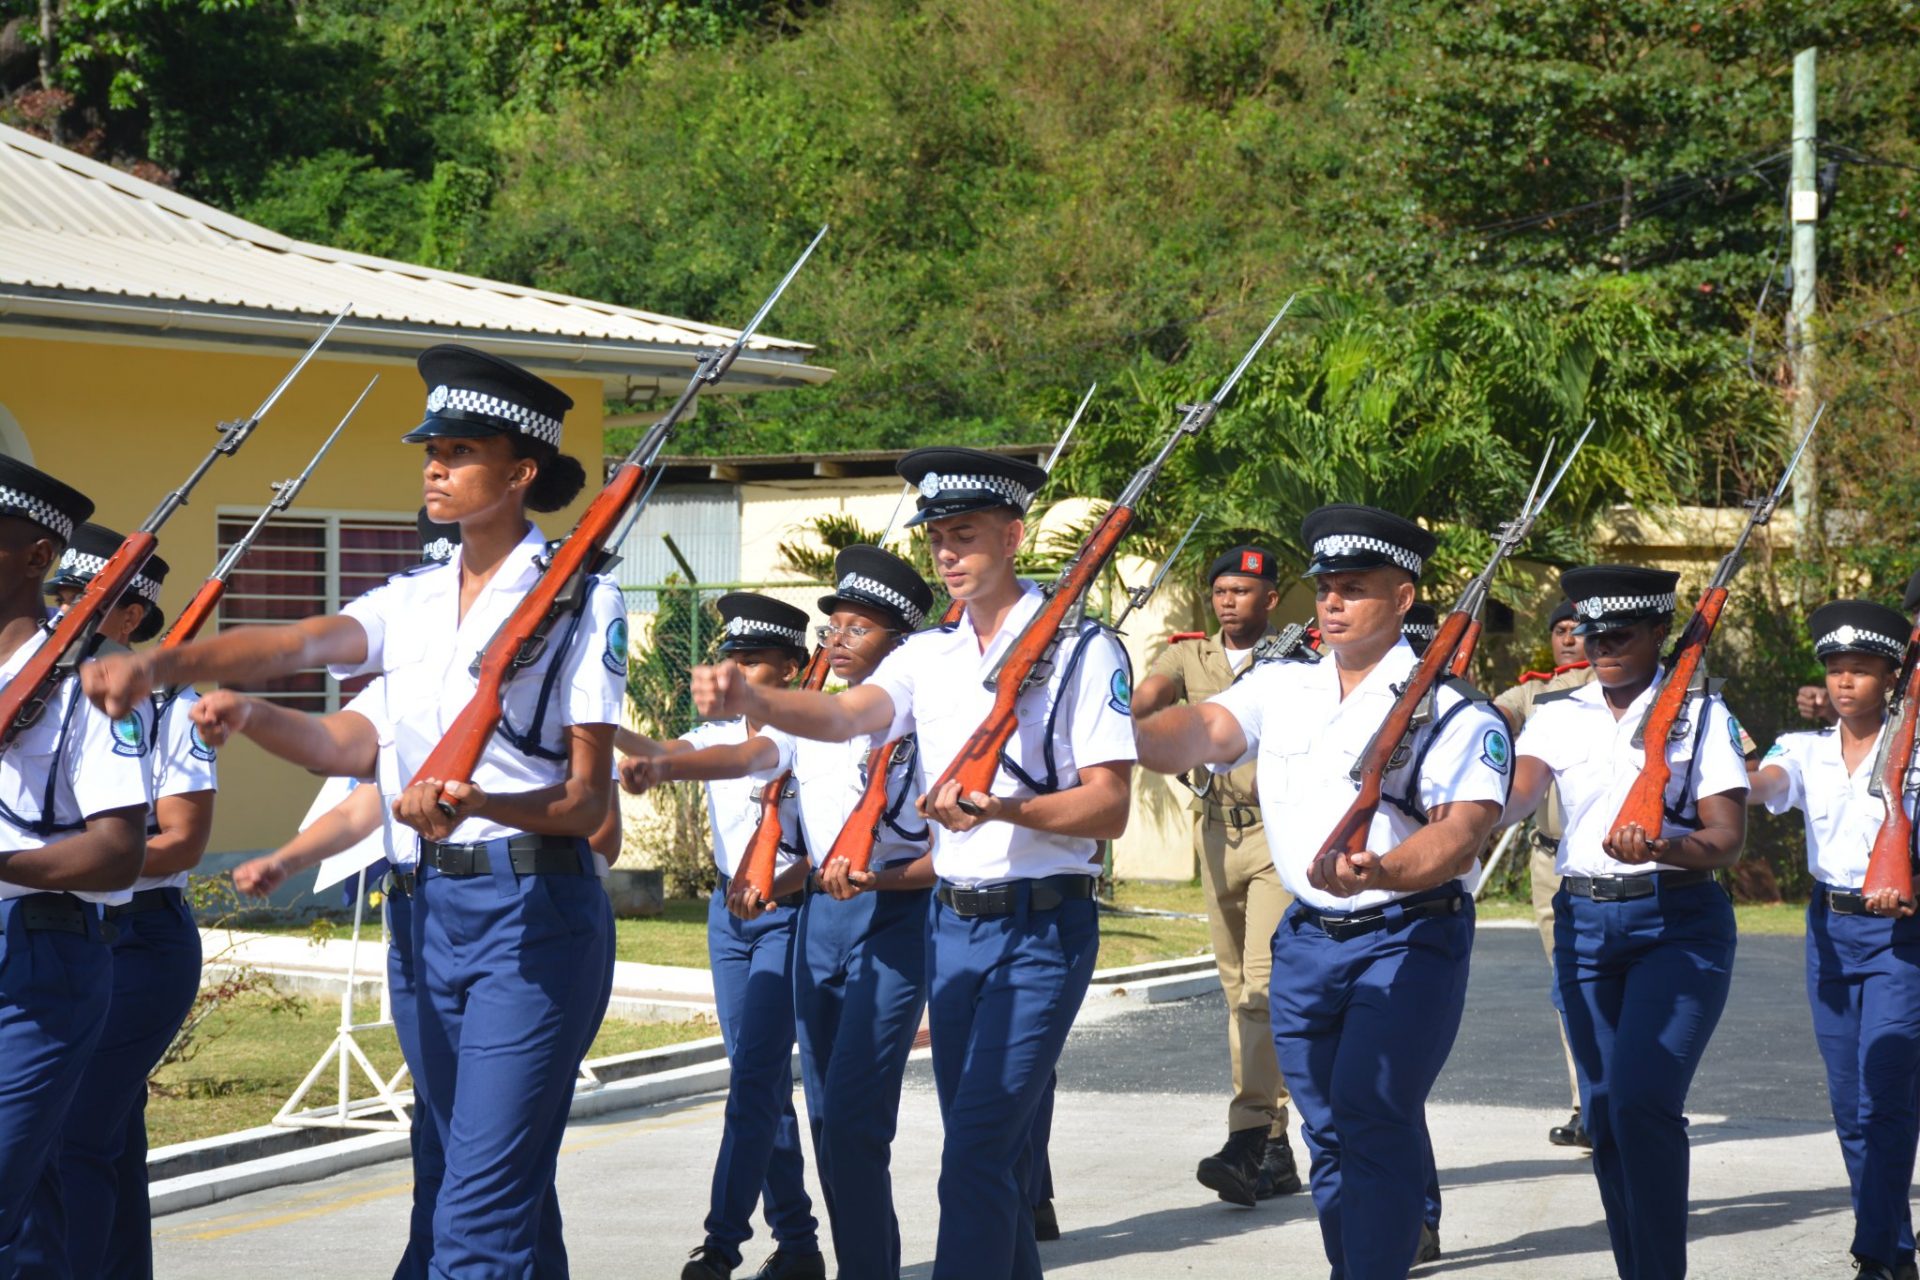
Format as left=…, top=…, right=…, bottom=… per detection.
left=1415, top=1223, right=1442, bottom=1265
left=1033, top=1199, right=1060, bottom=1242
left=1196, top=1127, right=1266, bottom=1207
left=1254, top=1131, right=1303, bottom=1197
left=749, top=1249, right=826, bottom=1280
left=683, top=1245, right=733, bottom=1280
left=1548, top=1108, right=1591, bottom=1148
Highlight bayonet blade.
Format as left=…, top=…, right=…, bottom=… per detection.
left=1771, top=400, right=1825, bottom=508
left=1209, top=293, right=1297, bottom=406
left=274, top=376, right=373, bottom=511
left=728, top=225, right=829, bottom=360
left=1044, top=383, right=1097, bottom=475
left=251, top=305, right=351, bottom=425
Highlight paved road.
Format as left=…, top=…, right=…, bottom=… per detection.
left=157, top=928, right=1868, bottom=1278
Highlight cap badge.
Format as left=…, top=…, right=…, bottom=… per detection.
left=1240, top=551, right=1263, bottom=574
left=918, top=473, right=943, bottom=500
left=426, top=385, right=450, bottom=413
left=1834, top=625, right=1858, bottom=646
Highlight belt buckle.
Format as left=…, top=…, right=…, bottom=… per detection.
left=945, top=887, right=982, bottom=919
left=1590, top=878, right=1626, bottom=903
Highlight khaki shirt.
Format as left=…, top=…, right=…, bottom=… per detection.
left=1149, top=626, right=1272, bottom=816
left=1493, top=664, right=1594, bottom=840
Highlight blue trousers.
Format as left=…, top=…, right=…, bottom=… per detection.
left=794, top=885, right=929, bottom=1280
left=927, top=887, right=1097, bottom=1280
left=412, top=846, right=613, bottom=1280
left=1806, top=885, right=1920, bottom=1271
left=706, top=886, right=818, bottom=1268
left=1269, top=891, right=1473, bottom=1280
left=0, top=897, right=114, bottom=1279
left=55, top=890, right=201, bottom=1280
left=1554, top=880, right=1735, bottom=1280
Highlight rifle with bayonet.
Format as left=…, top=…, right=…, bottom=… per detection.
left=1864, top=598, right=1920, bottom=908
left=0, top=306, right=350, bottom=744
left=1110, top=512, right=1203, bottom=633
left=1308, top=429, right=1589, bottom=879
left=162, top=377, right=372, bottom=651
left=937, top=296, right=1298, bottom=816
left=1607, top=406, right=1823, bottom=841
left=414, top=228, right=827, bottom=817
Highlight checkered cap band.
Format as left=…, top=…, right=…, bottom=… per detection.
left=1574, top=592, right=1676, bottom=620
left=836, top=572, right=925, bottom=629
left=1403, top=622, right=1437, bottom=642
left=1311, top=534, right=1423, bottom=576
left=725, top=616, right=807, bottom=648
left=1815, top=624, right=1905, bottom=660
left=918, top=472, right=1033, bottom=511
left=425, top=384, right=563, bottom=447
left=57, top=548, right=161, bottom=603
left=0, top=486, right=74, bottom=542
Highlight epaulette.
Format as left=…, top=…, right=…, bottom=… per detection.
left=393, top=558, right=445, bottom=580
left=1534, top=686, right=1582, bottom=706
left=1441, top=675, right=1492, bottom=704
left=1518, top=660, right=1591, bottom=685
left=1168, top=631, right=1206, bottom=645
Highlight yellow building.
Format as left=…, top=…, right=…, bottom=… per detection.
left=0, top=124, right=832, bottom=857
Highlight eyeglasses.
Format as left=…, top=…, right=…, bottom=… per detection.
left=815, top=623, right=899, bottom=643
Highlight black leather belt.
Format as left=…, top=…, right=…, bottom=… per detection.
left=1530, top=832, right=1561, bottom=853
left=1204, top=802, right=1260, bottom=831
left=420, top=834, right=587, bottom=878
left=935, top=874, right=1095, bottom=919
left=1562, top=868, right=1712, bottom=901
left=1298, top=885, right=1464, bottom=942
left=387, top=868, right=418, bottom=898
left=104, top=887, right=178, bottom=919
left=716, top=872, right=803, bottom=911
left=1821, top=884, right=1869, bottom=916
left=10, top=892, right=104, bottom=938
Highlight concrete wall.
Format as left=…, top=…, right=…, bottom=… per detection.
left=0, top=329, right=604, bottom=856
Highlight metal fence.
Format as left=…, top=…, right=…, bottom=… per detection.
left=621, top=580, right=828, bottom=740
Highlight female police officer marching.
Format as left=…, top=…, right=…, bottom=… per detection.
left=1503, top=565, right=1749, bottom=1280
left=82, top=345, right=627, bottom=1279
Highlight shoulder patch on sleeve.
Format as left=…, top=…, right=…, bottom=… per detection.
left=602, top=615, right=630, bottom=675
left=110, top=712, right=149, bottom=759
left=188, top=720, right=216, bottom=763
left=1108, top=668, right=1132, bottom=716
left=1479, top=725, right=1512, bottom=775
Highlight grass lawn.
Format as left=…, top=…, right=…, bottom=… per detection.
left=148, top=996, right=714, bottom=1149
left=612, top=898, right=713, bottom=968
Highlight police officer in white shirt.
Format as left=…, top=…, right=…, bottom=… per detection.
left=619, top=591, right=822, bottom=1280
left=1135, top=502, right=1508, bottom=1280
left=43, top=527, right=216, bottom=1278
left=0, top=460, right=150, bottom=1277
left=692, top=447, right=1135, bottom=1280
left=1504, top=564, right=1749, bottom=1280
left=84, top=345, right=624, bottom=1279
left=1749, top=599, right=1920, bottom=1280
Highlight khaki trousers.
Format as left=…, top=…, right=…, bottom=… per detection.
left=1529, top=842, right=1582, bottom=1111
left=1198, top=813, right=1293, bottom=1137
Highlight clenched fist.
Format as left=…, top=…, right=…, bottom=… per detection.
left=81, top=650, right=157, bottom=720
left=692, top=661, right=750, bottom=721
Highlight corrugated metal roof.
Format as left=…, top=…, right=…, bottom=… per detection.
left=0, top=126, right=833, bottom=395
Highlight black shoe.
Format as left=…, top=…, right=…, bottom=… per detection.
left=1254, top=1131, right=1303, bottom=1198
left=1549, top=1109, right=1591, bottom=1148
left=1196, top=1127, right=1265, bottom=1208
left=1856, top=1257, right=1903, bottom=1280
left=1415, top=1224, right=1441, bottom=1266
left=683, top=1245, right=733, bottom=1280
left=1033, top=1199, right=1060, bottom=1242
left=1895, top=1257, right=1919, bottom=1280
left=749, top=1250, right=826, bottom=1280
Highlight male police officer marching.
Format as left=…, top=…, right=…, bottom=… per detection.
left=0, top=460, right=151, bottom=1276
left=693, top=447, right=1134, bottom=1280
left=1136, top=504, right=1510, bottom=1279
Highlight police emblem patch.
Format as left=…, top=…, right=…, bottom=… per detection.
left=603, top=616, right=630, bottom=675
left=427, top=385, right=450, bottom=413
left=189, top=722, right=216, bottom=763
left=110, top=713, right=148, bottom=758
left=1108, top=669, right=1132, bottom=716
left=1480, top=728, right=1510, bottom=775
left=1240, top=550, right=1263, bottom=575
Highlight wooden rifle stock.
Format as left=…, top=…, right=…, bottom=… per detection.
left=738, top=647, right=832, bottom=901
left=826, top=599, right=964, bottom=875
left=1607, top=588, right=1728, bottom=839
left=1863, top=617, right=1920, bottom=903
left=0, top=531, right=158, bottom=741
left=1447, top=618, right=1482, bottom=679
left=1313, top=607, right=1477, bottom=859
left=163, top=578, right=223, bottom=650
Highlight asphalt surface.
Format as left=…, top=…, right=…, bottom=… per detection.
left=156, top=928, right=1871, bottom=1278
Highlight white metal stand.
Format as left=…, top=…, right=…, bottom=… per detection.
left=273, top=866, right=413, bottom=1131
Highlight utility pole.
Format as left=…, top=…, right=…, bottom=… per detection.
left=1787, top=46, right=1820, bottom=563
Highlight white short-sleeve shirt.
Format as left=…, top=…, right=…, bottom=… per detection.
left=864, top=583, right=1137, bottom=884
left=341, top=676, right=414, bottom=870
left=136, top=686, right=218, bottom=892
left=329, top=523, right=627, bottom=843
left=1516, top=677, right=1750, bottom=878
left=1760, top=726, right=1917, bottom=889
left=1206, top=639, right=1512, bottom=913
left=681, top=718, right=804, bottom=881
left=0, top=620, right=153, bottom=903
left=767, top=731, right=928, bottom=872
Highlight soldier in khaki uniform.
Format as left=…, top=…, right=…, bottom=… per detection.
left=1133, top=545, right=1302, bottom=1207
left=1493, top=599, right=1593, bottom=1148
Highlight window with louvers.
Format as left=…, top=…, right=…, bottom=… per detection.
left=213, top=512, right=418, bottom=711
